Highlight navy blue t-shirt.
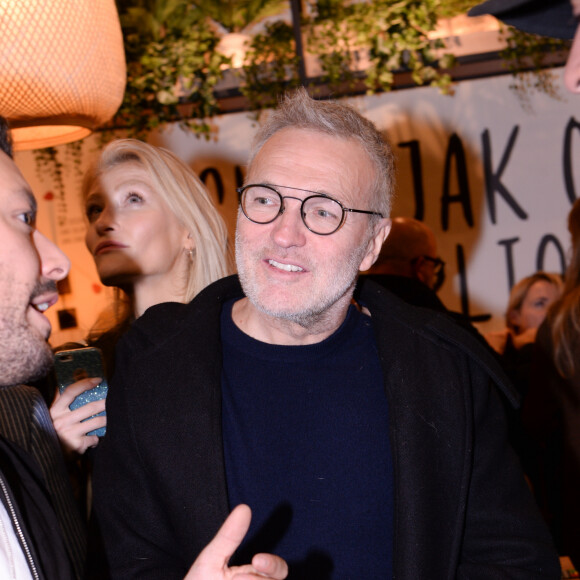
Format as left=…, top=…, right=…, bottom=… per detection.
left=221, top=301, right=394, bottom=579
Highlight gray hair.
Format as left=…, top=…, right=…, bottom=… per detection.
left=248, top=88, right=395, bottom=218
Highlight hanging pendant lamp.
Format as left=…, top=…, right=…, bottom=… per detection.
left=0, top=0, right=126, bottom=150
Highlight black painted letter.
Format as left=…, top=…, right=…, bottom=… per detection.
left=199, top=168, right=224, bottom=204
left=563, top=117, right=580, bottom=204
left=441, top=134, right=474, bottom=231
left=398, top=140, right=425, bottom=220
left=497, top=237, right=520, bottom=290
left=481, top=127, right=527, bottom=224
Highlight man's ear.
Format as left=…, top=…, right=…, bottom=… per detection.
left=412, top=256, right=428, bottom=284
left=359, top=218, right=391, bottom=272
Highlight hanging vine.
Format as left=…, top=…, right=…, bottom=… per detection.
left=499, top=25, right=570, bottom=111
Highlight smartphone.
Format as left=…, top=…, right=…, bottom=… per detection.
left=53, top=347, right=108, bottom=437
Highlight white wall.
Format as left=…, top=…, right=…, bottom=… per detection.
left=15, top=67, right=579, bottom=346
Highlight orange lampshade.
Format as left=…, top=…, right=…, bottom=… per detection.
left=0, top=0, right=126, bottom=150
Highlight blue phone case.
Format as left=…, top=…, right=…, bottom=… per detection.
left=53, top=347, right=107, bottom=437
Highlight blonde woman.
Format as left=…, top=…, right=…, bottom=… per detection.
left=484, top=272, right=562, bottom=356
left=51, top=139, right=232, bottom=456
left=506, top=273, right=563, bottom=349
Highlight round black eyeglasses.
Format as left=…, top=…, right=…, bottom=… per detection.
left=237, top=184, right=383, bottom=236
left=414, top=255, right=445, bottom=274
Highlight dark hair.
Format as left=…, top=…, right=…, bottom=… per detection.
left=0, top=117, right=13, bottom=159
left=548, top=199, right=580, bottom=377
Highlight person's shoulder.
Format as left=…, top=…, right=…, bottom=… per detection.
left=359, top=277, right=518, bottom=405
left=358, top=276, right=445, bottom=328
left=120, top=275, right=242, bottom=355
left=360, top=276, right=476, bottom=344
left=0, top=384, right=45, bottom=413
left=363, top=273, right=447, bottom=311
left=0, top=384, right=41, bottom=400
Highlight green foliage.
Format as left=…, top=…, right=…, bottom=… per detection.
left=34, top=147, right=64, bottom=196
left=112, top=0, right=464, bottom=135
left=109, top=0, right=569, bottom=137
left=190, top=0, right=288, bottom=32
left=305, top=1, right=359, bottom=92
left=114, top=0, right=230, bottom=139
left=437, top=0, right=481, bottom=18
left=239, top=20, right=302, bottom=113
left=303, top=0, right=456, bottom=95
left=41, top=0, right=572, bottom=159
left=499, top=25, right=570, bottom=110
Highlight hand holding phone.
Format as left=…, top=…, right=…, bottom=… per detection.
left=53, top=347, right=108, bottom=440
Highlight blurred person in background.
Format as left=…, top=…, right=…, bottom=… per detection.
left=485, top=272, right=563, bottom=360
left=360, top=216, right=489, bottom=344
left=523, top=200, right=580, bottom=565
left=483, top=273, right=563, bottom=506
left=362, top=216, right=447, bottom=311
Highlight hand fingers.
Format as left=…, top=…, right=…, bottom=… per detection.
left=200, top=504, right=252, bottom=566
left=52, top=398, right=106, bottom=427
left=55, top=406, right=106, bottom=439
left=51, top=396, right=107, bottom=455
left=75, top=411, right=107, bottom=432
left=53, top=378, right=103, bottom=407
left=81, top=434, right=100, bottom=451
left=53, top=420, right=101, bottom=455
left=184, top=506, right=288, bottom=580
left=229, top=555, right=288, bottom=579
left=250, top=554, right=288, bottom=579
left=184, top=504, right=252, bottom=579
left=55, top=419, right=103, bottom=454
left=67, top=399, right=107, bottom=421
left=229, top=562, right=288, bottom=580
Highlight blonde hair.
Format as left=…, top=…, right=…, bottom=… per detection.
left=505, top=272, right=563, bottom=333
left=549, top=199, right=580, bottom=377
left=83, top=139, right=232, bottom=306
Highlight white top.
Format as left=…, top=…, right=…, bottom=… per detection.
left=0, top=500, right=33, bottom=580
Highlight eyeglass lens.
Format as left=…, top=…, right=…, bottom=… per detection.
left=425, top=256, right=444, bottom=273
left=432, top=258, right=444, bottom=273
left=242, top=185, right=344, bottom=235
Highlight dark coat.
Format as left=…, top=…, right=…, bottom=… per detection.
left=0, top=435, right=76, bottom=580
left=362, top=273, right=449, bottom=312
left=524, top=320, right=580, bottom=563
left=93, top=275, right=559, bottom=580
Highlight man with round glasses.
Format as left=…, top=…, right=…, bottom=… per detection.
left=238, top=183, right=384, bottom=236
left=93, top=88, right=559, bottom=579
